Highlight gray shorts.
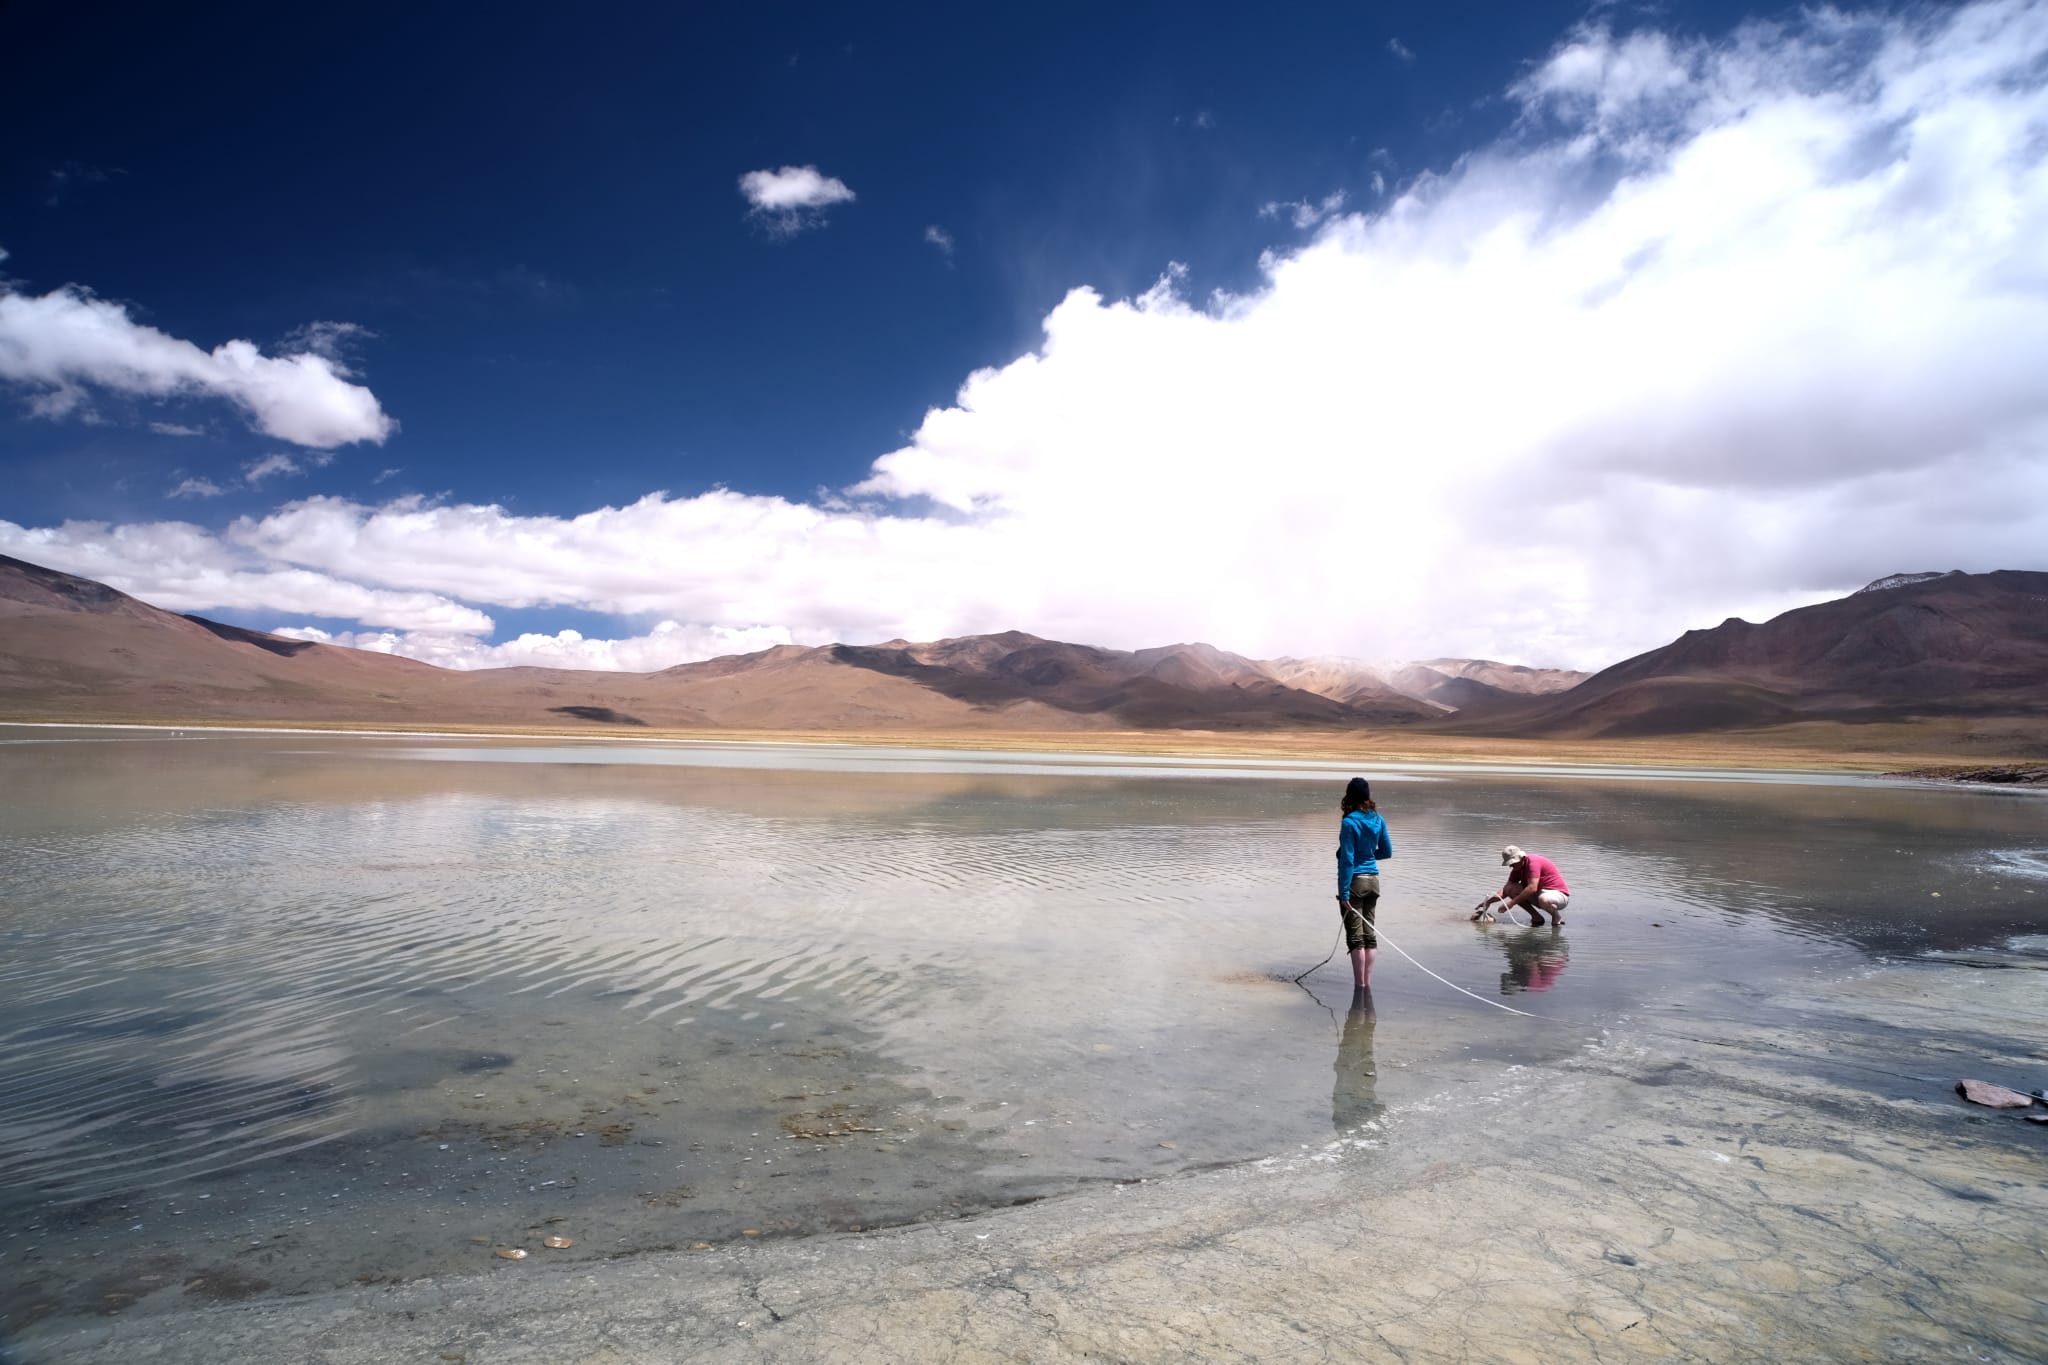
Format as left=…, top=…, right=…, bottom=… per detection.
left=1342, top=874, right=1380, bottom=950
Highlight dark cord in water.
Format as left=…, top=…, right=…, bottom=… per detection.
left=1291, top=926, right=1345, bottom=983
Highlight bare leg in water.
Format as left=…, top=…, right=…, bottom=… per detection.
left=1349, top=946, right=1377, bottom=989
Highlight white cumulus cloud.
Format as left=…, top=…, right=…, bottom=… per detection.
left=738, top=165, right=856, bottom=236
left=0, top=518, right=492, bottom=634
left=0, top=281, right=394, bottom=447
left=272, top=621, right=804, bottom=672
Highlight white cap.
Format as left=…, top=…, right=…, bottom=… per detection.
left=1500, top=844, right=1526, bottom=866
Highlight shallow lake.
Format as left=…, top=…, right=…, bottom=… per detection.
left=2, top=730, right=2044, bottom=1335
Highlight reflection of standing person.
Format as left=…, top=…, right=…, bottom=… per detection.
left=1498, top=929, right=1569, bottom=995
left=1335, top=777, right=1394, bottom=988
left=1331, top=986, right=1381, bottom=1133
left=1472, top=845, right=1571, bottom=926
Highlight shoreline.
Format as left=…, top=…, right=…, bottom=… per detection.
left=0, top=716, right=2025, bottom=776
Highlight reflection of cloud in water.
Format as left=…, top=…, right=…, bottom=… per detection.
left=0, top=990, right=354, bottom=1204
left=1981, top=848, right=2048, bottom=881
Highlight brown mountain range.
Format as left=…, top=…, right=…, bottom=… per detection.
left=1449, top=569, right=2048, bottom=739
left=1257, top=656, right=1587, bottom=712
left=0, top=555, right=1437, bottom=731
left=3, top=554, right=2043, bottom=741
left=1389, top=659, right=1590, bottom=714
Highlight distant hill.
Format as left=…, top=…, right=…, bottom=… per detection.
left=1259, top=654, right=1587, bottom=714
left=0, top=553, right=457, bottom=722
left=1387, top=658, right=1588, bottom=713
left=647, top=633, right=1443, bottom=729
left=1254, top=656, right=1416, bottom=709
left=1453, top=570, right=2048, bottom=738
left=6, top=555, right=2041, bottom=742
left=0, top=556, right=1437, bottom=731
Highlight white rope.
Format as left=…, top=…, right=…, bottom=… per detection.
left=1371, top=923, right=1541, bottom=1018
left=1304, top=900, right=1546, bottom=1018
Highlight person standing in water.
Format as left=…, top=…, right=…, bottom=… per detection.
left=1472, top=844, right=1571, bottom=926
left=1335, top=777, right=1394, bottom=988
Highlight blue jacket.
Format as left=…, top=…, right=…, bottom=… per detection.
left=1336, top=808, right=1393, bottom=896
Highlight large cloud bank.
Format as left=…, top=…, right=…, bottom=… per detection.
left=6, top=2, right=2048, bottom=671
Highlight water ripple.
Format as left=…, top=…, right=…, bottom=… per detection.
left=0, top=792, right=1315, bottom=1204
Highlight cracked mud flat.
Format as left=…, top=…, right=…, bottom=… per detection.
left=22, top=950, right=2048, bottom=1364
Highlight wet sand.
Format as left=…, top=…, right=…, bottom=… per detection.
left=22, top=948, right=2048, bottom=1364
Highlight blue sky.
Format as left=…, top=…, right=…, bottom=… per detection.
left=4, top=0, right=2047, bottom=670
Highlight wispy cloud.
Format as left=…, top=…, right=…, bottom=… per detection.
left=149, top=421, right=205, bottom=437
left=243, top=453, right=303, bottom=485
left=738, top=165, right=856, bottom=236
left=387, top=263, right=580, bottom=312
left=279, top=320, right=375, bottom=366
left=166, top=477, right=225, bottom=499
left=924, top=225, right=955, bottom=259
left=1258, top=190, right=1348, bottom=230
left=1387, top=37, right=1416, bottom=63
left=44, top=162, right=122, bottom=208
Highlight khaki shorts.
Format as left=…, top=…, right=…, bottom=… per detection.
left=1342, top=873, right=1380, bottom=950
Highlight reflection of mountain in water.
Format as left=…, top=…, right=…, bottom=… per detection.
left=1331, top=989, right=1381, bottom=1134
left=1497, top=930, right=1570, bottom=995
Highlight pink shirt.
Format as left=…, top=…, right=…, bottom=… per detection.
left=1513, top=854, right=1570, bottom=895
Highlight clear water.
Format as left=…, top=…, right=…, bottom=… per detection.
left=2, top=732, right=2044, bottom=1332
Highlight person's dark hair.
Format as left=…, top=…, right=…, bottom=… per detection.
left=1341, top=776, right=1376, bottom=814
